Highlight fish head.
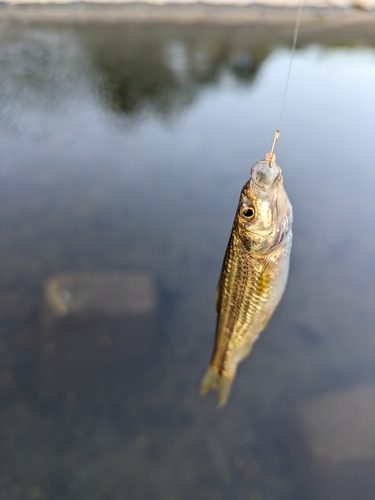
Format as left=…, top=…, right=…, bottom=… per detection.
left=234, top=159, right=292, bottom=253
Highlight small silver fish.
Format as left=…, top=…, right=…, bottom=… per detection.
left=201, top=156, right=292, bottom=406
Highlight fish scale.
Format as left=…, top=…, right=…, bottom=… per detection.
left=221, top=236, right=270, bottom=347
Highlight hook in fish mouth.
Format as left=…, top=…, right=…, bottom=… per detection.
left=250, top=160, right=281, bottom=192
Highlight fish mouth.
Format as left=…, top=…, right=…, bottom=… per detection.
left=250, top=160, right=281, bottom=192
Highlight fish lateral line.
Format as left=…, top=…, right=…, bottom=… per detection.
left=211, top=251, right=270, bottom=373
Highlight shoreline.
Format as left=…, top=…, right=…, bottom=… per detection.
left=0, top=3, right=374, bottom=24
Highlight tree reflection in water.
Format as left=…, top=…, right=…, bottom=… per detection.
left=81, top=24, right=273, bottom=117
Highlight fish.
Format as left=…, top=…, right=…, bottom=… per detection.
left=200, top=155, right=293, bottom=406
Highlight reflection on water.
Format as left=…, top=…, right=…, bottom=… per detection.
left=86, top=25, right=268, bottom=116
left=1, top=15, right=375, bottom=500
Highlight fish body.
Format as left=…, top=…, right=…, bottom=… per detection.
left=201, top=157, right=293, bottom=406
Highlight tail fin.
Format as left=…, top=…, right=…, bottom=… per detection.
left=200, top=367, right=235, bottom=407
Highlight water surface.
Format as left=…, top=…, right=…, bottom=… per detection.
left=1, top=17, right=375, bottom=500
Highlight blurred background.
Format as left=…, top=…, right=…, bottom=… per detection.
left=1, top=4, right=375, bottom=500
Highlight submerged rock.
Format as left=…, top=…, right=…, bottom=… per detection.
left=40, top=272, right=158, bottom=397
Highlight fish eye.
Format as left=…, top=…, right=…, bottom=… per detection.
left=242, top=207, right=254, bottom=218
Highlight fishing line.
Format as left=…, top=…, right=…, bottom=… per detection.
left=268, top=0, right=305, bottom=163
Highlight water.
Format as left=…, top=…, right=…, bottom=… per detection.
left=1, top=15, right=375, bottom=500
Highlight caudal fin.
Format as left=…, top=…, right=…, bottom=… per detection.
left=200, top=367, right=235, bottom=407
